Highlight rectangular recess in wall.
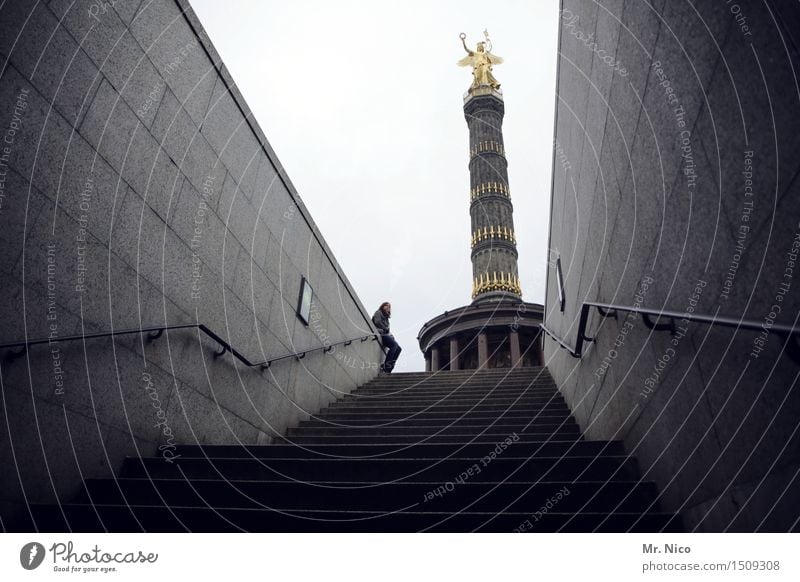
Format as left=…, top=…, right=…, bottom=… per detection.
left=297, top=276, right=313, bottom=325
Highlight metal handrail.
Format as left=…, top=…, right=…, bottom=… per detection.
left=542, top=301, right=800, bottom=359
left=0, top=323, right=380, bottom=370
left=540, top=322, right=581, bottom=358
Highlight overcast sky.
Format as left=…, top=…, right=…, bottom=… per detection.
left=191, top=0, right=560, bottom=371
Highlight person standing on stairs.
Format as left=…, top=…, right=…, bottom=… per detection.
left=373, top=301, right=402, bottom=373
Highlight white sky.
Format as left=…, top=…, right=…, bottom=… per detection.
left=191, top=0, right=560, bottom=371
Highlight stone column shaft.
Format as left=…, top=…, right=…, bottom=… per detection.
left=449, top=337, right=460, bottom=370
left=510, top=331, right=521, bottom=368
left=431, top=346, right=440, bottom=372
left=477, top=333, right=489, bottom=370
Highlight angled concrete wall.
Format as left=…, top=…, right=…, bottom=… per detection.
left=545, top=0, right=800, bottom=531
left=0, top=0, right=382, bottom=528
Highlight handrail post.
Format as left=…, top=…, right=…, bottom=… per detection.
left=574, top=303, right=593, bottom=357
left=4, top=346, right=27, bottom=362
left=147, top=328, right=164, bottom=342
left=642, top=312, right=677, bottom=334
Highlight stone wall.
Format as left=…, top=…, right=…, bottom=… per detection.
left=0, top=0, right=382, bottom=527
left=545, top=0, right=800, bottom=531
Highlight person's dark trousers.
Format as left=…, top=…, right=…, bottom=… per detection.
left=380, top=333, right=402, bottom=372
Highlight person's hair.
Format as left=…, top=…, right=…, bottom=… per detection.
left=378, top=302, right=391, bottom=311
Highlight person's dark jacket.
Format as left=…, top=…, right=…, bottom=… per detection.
left=372, top=309, right=390, bottom=335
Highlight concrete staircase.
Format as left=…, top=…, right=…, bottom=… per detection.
left=29, top=367, right=681, bottom=531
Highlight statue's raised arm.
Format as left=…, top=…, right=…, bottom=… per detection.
left=457, top=32, right=475, bottom=67
left=460, top=33, right=473, bottom=56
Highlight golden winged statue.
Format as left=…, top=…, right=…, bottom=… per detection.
left=458, top=31, right=503, bottom=91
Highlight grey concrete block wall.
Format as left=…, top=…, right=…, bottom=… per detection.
left=0, top=0, right=383, bottom=528
left=545, top=0, right=800, bottom=531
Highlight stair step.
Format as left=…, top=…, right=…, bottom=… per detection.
left=369, top=375, right=551, bottom=383
left=75, top=478, right=660, bottom=513
left=30, top=502, right=681, bottom=532
left=349, top=384, right=558, bottom=396
left=350, top=392, right=559, bottom=401
left=335, top=395, right=564, bottom=405
left=375, top=369, right=547, bottom=378
left=340, top=395, right=561, bottom=405
left=119, top=455, right=638, bottom=481
left=316, top=407, right=569, bottom=418
left=357, top=382, right=558, bottom=391
left=285, top=425, right=581, bottom=437
left=278, top=434, right=585, bottom=445
left=300, top=417, right=574, bottom=428
left=322, top=402, right=570, bottom=414
left=320, top=408, right=565, bottom=420
left=173, top=441, right=626, bottom=459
